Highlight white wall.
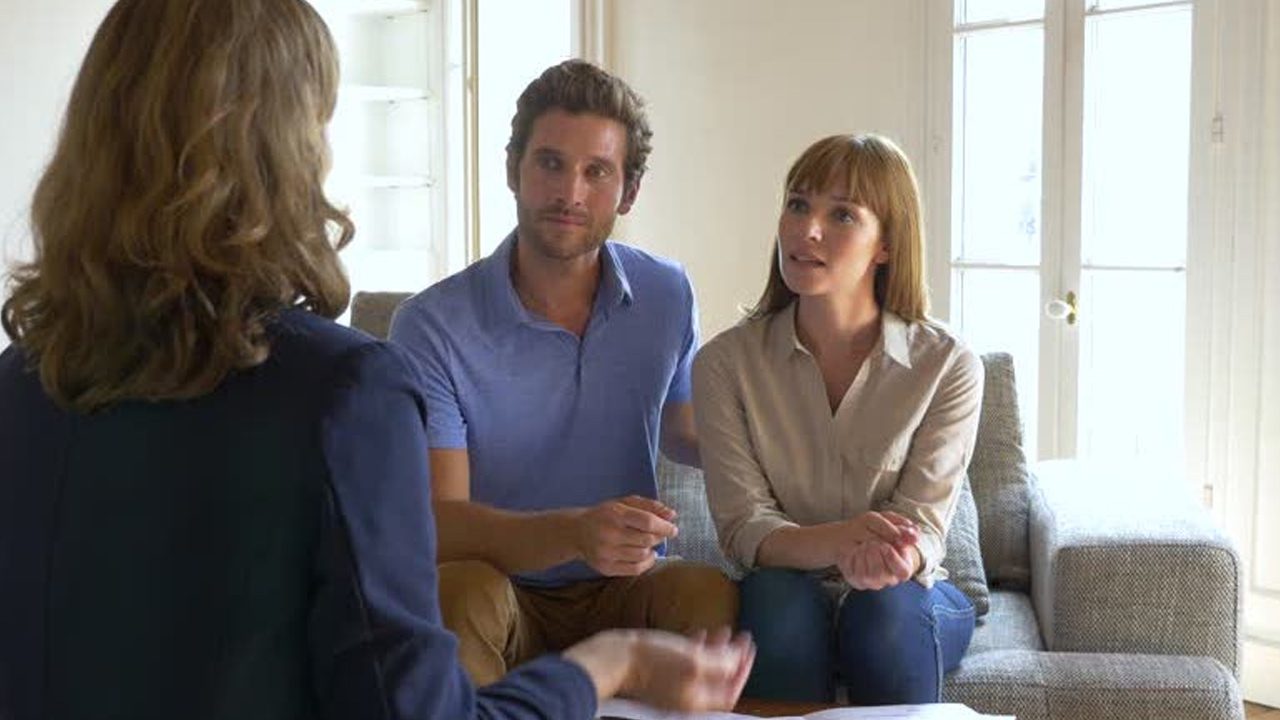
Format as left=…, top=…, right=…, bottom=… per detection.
left=1184, top=0, right=1280, bottom=703
left=606, top=0, right=929, bottom=340
left=0, top=0, right=113, bottom=348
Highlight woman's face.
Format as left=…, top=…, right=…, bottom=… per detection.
left=776, top=184, right=888, bottom=302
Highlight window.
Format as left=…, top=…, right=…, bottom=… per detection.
left=474, top=0, right=575, bottom=257
left=936, top=0, right=1194, bottom=464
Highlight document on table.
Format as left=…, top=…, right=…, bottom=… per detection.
left=597, top=699, right=1015, bottom=720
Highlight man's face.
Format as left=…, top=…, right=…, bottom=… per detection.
left=510, top=109, right=638, bottom=261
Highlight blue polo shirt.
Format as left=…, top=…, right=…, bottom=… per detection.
left=388, top=232, right=698, bottom=587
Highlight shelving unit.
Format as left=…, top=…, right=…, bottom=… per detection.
left=339, top=0, right=428, bottom=16
left=316, top=0, right=447, bottom=302
left=343, top=84, right=431, bottom=103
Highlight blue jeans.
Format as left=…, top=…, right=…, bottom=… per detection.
left=738, top=568, right=975, bottom=704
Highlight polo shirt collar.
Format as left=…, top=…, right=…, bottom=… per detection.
left=770, top=301, right=914, bottom=369
left=598, top=241, right=634, bottom=313
left=482, top=230, right=633, bottom=331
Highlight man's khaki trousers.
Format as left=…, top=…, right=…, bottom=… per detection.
left=437, top=559, right=740, bottom=686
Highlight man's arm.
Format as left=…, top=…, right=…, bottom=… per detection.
left=659, top=268, right=701, bottom=469
left=429, top=448, right=678, bottom=576
left=659, top=401, right=700, bottom=469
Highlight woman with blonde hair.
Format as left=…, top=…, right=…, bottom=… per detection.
left=0, top=1, right=751, bottom=717
left=693, top=134, right=981, bottom=703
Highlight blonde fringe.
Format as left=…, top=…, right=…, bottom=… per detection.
left=748, top=133, right=929, bottom=323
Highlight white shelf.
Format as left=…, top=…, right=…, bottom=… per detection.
left=342, top=84, right=431, bottom=103
left=320, top=0, right=428, bottom=18
left=359, top=174, right=433, bottom=189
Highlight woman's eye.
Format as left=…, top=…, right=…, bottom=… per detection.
left=836, top=209, right=856, bottom=224
left=785, top=197, right=808, bottom=213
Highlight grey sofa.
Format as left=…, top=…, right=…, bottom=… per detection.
left=350, top=291, right=1244, bottom=720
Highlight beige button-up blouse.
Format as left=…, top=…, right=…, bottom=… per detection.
left=692, top=304, right=983, bottom=586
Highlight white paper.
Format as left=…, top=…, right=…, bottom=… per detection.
left=597, top=699, right=1014, bottom=720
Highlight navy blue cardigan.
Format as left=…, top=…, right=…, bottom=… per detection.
left=0, top=309, right=596, bottom=719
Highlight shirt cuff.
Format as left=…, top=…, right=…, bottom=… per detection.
left=913, top=526, right=946, bottom=588
left=480, top=655, right=599, bottom=720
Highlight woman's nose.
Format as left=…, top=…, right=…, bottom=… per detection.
left=804, top=216, right=823, bottom=242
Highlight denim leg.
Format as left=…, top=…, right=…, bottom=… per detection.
left=835, top=580, right=975, bottom=705
left=738, top=568, right=834, bottom=702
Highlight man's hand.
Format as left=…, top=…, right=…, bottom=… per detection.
left=573, top=495, right=679, bottom=576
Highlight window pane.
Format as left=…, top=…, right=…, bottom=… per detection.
left=956, top=0, right=1044, bottom=25
left=1080, top=6, right=1191, bottom=268
left=477, top=0, right=573, bottom=256
left=1089, top=0, right=1183, bottom=11
left=1076, top=269, right=1185, bottom=462
left=953, top=268, right=1040, bottom=459
left=953, top=27, right=1043, bottom=265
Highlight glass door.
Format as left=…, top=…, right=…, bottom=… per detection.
left=947, top=0, right=1192, bottom=465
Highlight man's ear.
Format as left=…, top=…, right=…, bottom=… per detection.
left=506, top=152, right=519, bottom=194
left=617, top=176, right=642, bottom=215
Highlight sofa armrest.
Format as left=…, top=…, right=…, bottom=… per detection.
left=1029, top=459, right=1241, bottom=675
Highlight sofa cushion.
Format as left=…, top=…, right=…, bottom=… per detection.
left=967, top=591, right=1043, bottom=655
left=944, top=650, right=1243, bottom=720
left=969, top=352, right=1033, bottom=588
left=941, top=474, right=990, bottom=615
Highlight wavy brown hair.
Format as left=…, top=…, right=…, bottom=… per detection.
left=506, top=59, right=653, bottom=197
left=749, top=134, right=929, bottom=323
left=1, top=0, right=353, bottom=412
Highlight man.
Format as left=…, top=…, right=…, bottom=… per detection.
left=389, top=60, right=738, bottom=686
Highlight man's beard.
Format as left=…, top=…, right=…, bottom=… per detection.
left=514, top=197, right=616, bottom=261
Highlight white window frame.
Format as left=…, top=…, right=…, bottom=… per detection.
left=925, top=0, right=1206, bottom=462
left=453, top=0, right=598, bottom=266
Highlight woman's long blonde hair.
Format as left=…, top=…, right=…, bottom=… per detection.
left=749, top=134, right=929, bottom=322
left=1, top=0, right=354, bottom=412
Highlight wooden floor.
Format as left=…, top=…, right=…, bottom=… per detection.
left=1248, top=702, right=1280, bottom=719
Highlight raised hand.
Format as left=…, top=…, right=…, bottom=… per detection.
left=563, top=628, right=755, bottom=712
left=573, top=495, right=679, bottom=576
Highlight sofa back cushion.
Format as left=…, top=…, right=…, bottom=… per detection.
left=657, top=455, right=740, bottom=578
left=350, top=291, right=412, bottom=340
left=945, top=475, right=991, bottom=614
left=969, top=353, right=1033, bottom=588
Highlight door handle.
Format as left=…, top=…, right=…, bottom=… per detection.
left=1045, top=291, right=1078, bottom=325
